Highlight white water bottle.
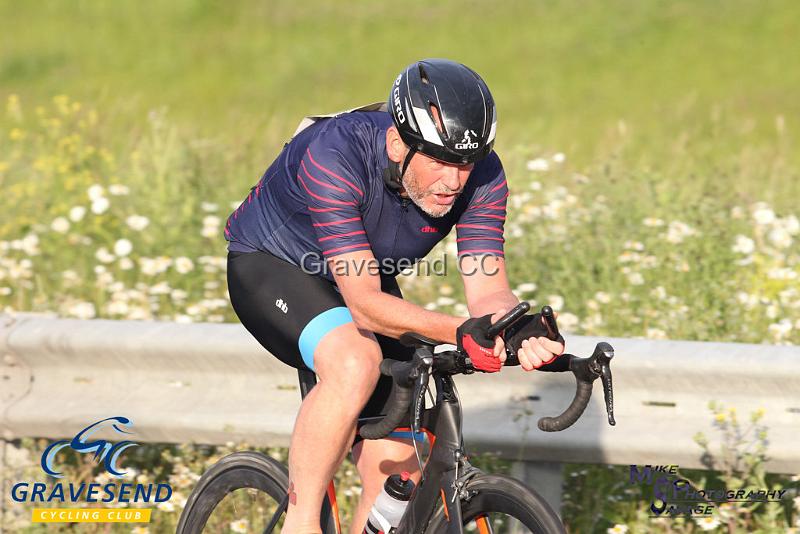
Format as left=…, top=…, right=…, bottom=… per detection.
left=363, top=471, right=415, bottom=533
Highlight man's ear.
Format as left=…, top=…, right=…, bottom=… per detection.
left=386, top=126, right=406, bottom=164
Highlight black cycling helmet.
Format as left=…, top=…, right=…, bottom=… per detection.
left=389, top=59, right=497, bottom=174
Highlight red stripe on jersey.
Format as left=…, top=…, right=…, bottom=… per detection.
left=307, top=149, right=365, bottom=197
left=322, top=242, right=371, bottom=255
left=313, top=217, right=362, bottom=227
left=456, top=223, right=504, bottom=234
left=319, top=230, right=367, bottom=242
left=300, top=160, right=347, bottom=193
left=297, top=173, right=356, bottom=206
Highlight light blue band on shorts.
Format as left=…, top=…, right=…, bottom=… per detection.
left=387, top=430, right=427, bottom=442
left=298, top=306, right=354, bottom=371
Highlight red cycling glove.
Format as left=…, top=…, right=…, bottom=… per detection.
left=457, top=314, right=502, bottom=373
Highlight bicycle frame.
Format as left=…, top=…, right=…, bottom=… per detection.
left=299, top=365, right=476, bottom=534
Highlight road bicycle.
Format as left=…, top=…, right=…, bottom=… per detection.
left=177, top=302, right=616, bottom=533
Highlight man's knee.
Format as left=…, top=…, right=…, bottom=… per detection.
left=314, top=325, right=382, bottom=399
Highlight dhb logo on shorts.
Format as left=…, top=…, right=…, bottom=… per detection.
left=275, top=299, right=288, bottom=313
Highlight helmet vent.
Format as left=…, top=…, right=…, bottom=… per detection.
left=429, top=103, right=448, bottom=138
left=418, top=65, right=430, bottom=84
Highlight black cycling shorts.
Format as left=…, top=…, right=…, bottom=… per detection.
left=227, top=250, right=421, bottom=430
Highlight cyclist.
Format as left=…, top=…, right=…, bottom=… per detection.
left=225, top=58, right=565, bottom=533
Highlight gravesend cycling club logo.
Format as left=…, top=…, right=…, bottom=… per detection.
left=11, top=416, right=173, bottom=524
left=42, top=416, right=138, bottom=478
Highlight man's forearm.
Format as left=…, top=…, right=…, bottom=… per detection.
left=348, top=290, right=464, bottom=344
left=467, top=289, right=519, bottom=318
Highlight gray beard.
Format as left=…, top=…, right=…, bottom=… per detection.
left=402, top=172, right=457, bottom=218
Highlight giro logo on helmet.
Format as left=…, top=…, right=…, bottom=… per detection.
left=455, top=130, right=479, bottom=150
left=393, top=74, right=406, bottom=124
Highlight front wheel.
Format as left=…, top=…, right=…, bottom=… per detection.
left=427, top=473, right=565, bottom=534
left=176, top=451, right=337, bottom=534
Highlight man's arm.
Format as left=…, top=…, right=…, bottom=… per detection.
left=460, top=254, right=564, bottom=370
left=330, top=250, right=464, bottom=343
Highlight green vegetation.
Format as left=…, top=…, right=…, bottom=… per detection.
left=1, top=1, right=799, bottom=532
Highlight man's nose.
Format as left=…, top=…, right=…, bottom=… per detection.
left=441, top=166, right=461, bottom=190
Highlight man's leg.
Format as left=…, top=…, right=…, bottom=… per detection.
left=349, top=438, right=422, bottom=534
left=282, top=323, right=382, bottom=534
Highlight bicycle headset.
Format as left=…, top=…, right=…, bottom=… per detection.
left=387, top=59, right=497, bottom=186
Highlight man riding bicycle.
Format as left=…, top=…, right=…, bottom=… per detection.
left=225, top=58, right=566, bottom=533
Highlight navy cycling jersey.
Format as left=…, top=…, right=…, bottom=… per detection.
left=225, top=110, right=508, bottom=280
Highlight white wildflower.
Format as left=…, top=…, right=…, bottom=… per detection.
left=646, top=328, right=668, bottom=339
left=516, top=282, right=537, bottom=294
left=558, top=312, right=578, bottom=331
left=529, top=181, right=542, bottom=191
left=149, top=282, right=171, bottom=295
left=783, top=215, right=799, bottom=235
left=627, top=272, right=644, bottom=285
left=595, top=291, right=611, bottom=304
left=68, top=301, right=96, bottom=320
left=51, top=217, right=70, bottom=233
left=126, top=215, right=150, bottom=231
left=174, top=257, right=194, bottom=274
left=768, top=227, right=792, bottom=249
left=624, top=240, right=645, bottom=251
left=119, top=257, right=134, bottom=270
left=752, top=204, right=775, bottom=225
left=768, top=319, right=793, bottom=339
left=665, top=221, right=697, bottom=244
left=156, top=501, right=175, bottom=512
left=69, top=206, right=87, bottom=222
left=201, top=202, right=218, bottom=212
left=106, top=300, right=129, bottom=315
left=95, top=247, right=116, bottom=264
left=21, top=234, right=40, bottom=255
left=607, top=525, right=628, bottom=534
left=436, top=296, right=456, bottom=306
left=0, top=287, right=11, bottom=296
left=694, top=515, right=721, bottom=530
left=114, top=239, right=133, bottom=257
left=229, top=519, right=249, bottom=533
left=108, top=184, right=129, bottom=195
left=643, top=217, right=664, bottom=227
left=650, top=286, right=667, bottom=299
left=91, top=197, right=110, bottom=215
left=732, top=235, right=755, bottom=254
left=174, top=314, right=193, bottom=324
left=730, top=206, right=745, bottom=219
left=547, top=295, right=564, bottom=310
left=526, top=158, right=550, bottom=172
left=87, top=184, right=105, bottom=201
left=552, top=152, right=566, bottom=163
left=768, top=268, right=797, bottom=280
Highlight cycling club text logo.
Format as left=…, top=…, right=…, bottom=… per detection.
left=42, top=416, right=138, bottom=478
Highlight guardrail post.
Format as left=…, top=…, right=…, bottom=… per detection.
left=512, top=460, right=563, bottom=516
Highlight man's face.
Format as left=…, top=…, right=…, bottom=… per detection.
left=402, top=151, right=474, bottom=218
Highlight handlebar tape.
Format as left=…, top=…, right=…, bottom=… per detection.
left=358, top=360, right=416, bottom=440
left=537, top=380, right=592, bottom=432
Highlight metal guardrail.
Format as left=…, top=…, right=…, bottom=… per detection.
left=1, top=313, right=799, bottom=513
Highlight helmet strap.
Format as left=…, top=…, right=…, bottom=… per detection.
left=400, top=147, right=416, bottom=179
left=383, top=147, right=417, bottom=190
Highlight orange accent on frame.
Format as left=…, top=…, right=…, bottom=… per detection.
left=476, top=514, right=492, bottom=534
left=441, top=488, right=450, bottom=522
left=327, top=482, right=342, bottom=534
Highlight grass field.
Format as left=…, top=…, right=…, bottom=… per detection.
left=1, top=1, right=799, bottom=532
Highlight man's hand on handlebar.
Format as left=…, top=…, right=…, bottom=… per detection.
left=456, top=310, right=508, bottom=372
left=503, top=311, right=566, bottom=372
